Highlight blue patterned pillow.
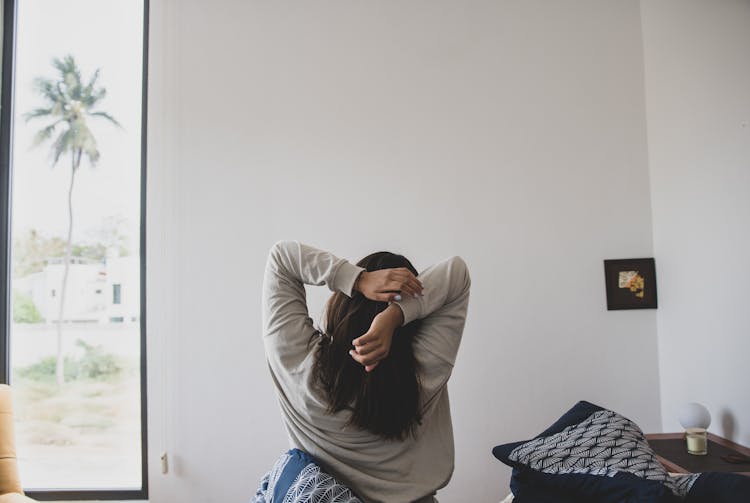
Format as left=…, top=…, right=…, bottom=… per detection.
left=492, top=401, right=698, bottom=503
left=252, top=449, right=362, bottom=503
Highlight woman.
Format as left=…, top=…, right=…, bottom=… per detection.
left=262, top=240, right=471, bottom=503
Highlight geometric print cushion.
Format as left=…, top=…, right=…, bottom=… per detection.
left=251, top=449, right=362, bottom=503
left=506, top=409, right=699, bottom=497
left=493, top=401, right=701, bottom=503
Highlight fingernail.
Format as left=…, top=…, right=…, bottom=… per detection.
left=349, top=350, right=354, bottom=356
left=413, top=293, right=419, bottom=299
left=394, top=294, right=402, bottom=301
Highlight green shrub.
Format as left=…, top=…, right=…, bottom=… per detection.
left=16, top=339, right=122, bottom=382
left=74, top=340, right=122, bottom=380
left=16, top=356, right=79, bottom=382
left=12, top=289, right=43, bottom=323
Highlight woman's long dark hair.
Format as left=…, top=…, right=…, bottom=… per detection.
left=313, top=252, right=423, bottom=440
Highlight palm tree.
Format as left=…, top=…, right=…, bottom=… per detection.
left=24, top=55, right=120, bottom=386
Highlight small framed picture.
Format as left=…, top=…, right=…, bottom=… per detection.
left=603, top=258, right=657, bottom=310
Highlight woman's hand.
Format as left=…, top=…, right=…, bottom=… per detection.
left=349, top=304, right=404, bottom=372
left=354, top=268, right=424, bottom=302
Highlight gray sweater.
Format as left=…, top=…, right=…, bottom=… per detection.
left=262, top=241, right=471, bottom=503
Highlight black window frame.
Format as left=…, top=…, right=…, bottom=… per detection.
left=0, top=0, right=149, bottom=499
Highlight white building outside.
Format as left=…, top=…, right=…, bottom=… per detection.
left=13, top=248, right=139, bottom=324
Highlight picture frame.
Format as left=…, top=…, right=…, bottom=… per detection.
left=603, top=258, right=658, bottom=310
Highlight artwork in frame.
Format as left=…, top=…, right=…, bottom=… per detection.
left=603, top=258, right=658, bottom=310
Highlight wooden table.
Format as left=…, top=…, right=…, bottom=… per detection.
left=646, top=433, right=750, bottom=476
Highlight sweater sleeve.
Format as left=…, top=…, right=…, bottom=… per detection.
left=262, top=240, right=365, bottom=373
left=392, top=256, right=471, bottom=408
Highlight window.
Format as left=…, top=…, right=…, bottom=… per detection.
left=0, top=0, right=148, bottom=499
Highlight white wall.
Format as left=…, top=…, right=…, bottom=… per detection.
left=147, top=1, right=661, bottom=501
left=641, top=0, right=750, bottom=446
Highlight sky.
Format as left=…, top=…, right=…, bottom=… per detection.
left=11, top=0, right=144, bottom=252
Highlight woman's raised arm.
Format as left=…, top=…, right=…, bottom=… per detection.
left=262, top=240, right=365, bottom=377
left=392, top=256, right=471, bottom=407
left=262, top=240, right=364, bottom=341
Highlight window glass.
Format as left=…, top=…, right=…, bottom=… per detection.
left=9, top=0, right=145, bottom=491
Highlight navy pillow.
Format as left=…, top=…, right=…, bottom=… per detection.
left=509, top=467, right=678, bottom=503
left=492, top=401, right=685, bottom=503
left=529, top=400, right=604, bottom=438
left=684, top=472, right=750, bottom=503
left=493, top=400, right=604, bottom=497
left=508, top=468, right=580, bottom=503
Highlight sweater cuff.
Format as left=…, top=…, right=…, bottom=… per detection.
left=331, top=261, right=365, bottom=297
left=393, top=296, right=421, bottom=325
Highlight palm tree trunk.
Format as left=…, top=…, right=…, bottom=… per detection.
left=55, top=150, right=80, bottom=387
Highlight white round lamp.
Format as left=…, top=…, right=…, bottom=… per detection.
left=678, top=402, right=710, bottom=455
left=678, top=402, right=711, bottom=430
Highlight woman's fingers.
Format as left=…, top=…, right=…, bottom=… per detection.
left=382, top=279, right=422, bottom=298
left=386, top=271, right=423, bottom=298
left=350, top=332, right=388, bottom=364
left=386, top=282, right=415, bottom=298
left=362, top=268, right=423, bottom=300
left=349, top=350, right=367, bottom=365
left=353, top=341, right=381, bottom=356
left=352, top=332, right=377, bottom=347
left=390, top=269, right=422, bottom=287
left=349, top=348, right=386, bottom=367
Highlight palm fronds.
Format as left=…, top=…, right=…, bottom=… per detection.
left=25, top=54, right=118, bottom=167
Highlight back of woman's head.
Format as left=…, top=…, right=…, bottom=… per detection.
left=314, top=251, right=422, bottom=441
